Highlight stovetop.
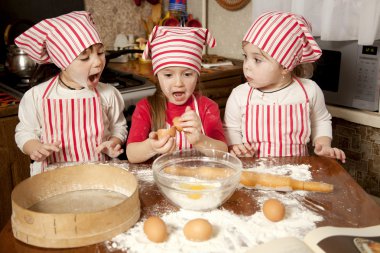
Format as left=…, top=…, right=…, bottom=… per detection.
left=100, top=68, right=156, bottom=94
left=0, top=68, right=156, bottom=98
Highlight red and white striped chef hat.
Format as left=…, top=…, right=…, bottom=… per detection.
left=143, top=26, right=216, bottom=75
left=243, top=11, right=321, bottom=70
left=15, top=11, right=102, bottom=70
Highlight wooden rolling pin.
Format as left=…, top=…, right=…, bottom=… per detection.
left=163, top=166, right=333, bottom=193
left=241, top=171, right=334, bottom=193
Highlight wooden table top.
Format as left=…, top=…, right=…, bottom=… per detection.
left=1, top=156, right=379, bottom=253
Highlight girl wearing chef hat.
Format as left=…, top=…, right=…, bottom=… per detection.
left=126, top=26, right=227, bottom=163
left=14, top=11, right=127, bottom=175
left=224, top=11, right=346, bottom=162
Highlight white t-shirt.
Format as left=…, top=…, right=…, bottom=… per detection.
left=223, top=78, right=332, bottom=146
left=15, top=78, right=128, bottom=152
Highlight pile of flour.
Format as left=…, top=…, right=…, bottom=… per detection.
left=106, top=159, right=323, bottom=253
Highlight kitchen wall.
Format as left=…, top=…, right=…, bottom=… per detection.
left=204, top=1, right=253, bottom=59
left=84, top=0, right=152, bottom=49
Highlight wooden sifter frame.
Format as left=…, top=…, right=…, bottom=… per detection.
left=11, top=164, right=140, bottom=248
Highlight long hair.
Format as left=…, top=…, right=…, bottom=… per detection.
left=147, top=77, right=202, bottom=131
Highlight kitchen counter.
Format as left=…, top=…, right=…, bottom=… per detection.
left=107, top=60, right=244, bottom=85
left=108, top=59, right=244, bottom=117
left=1, top=156, right=379, bottom=252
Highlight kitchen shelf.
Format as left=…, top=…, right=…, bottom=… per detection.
left=327, top=104, right=380, bottom=128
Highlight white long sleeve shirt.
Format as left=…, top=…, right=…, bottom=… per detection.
left=223, top=78, right=332, bottom=146
left=15, top=79, right=128, bottom=152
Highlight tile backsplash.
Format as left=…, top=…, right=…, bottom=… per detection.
left=84, top=0, right=152, bottom=49
left=331, top=118, right=380, bottom=197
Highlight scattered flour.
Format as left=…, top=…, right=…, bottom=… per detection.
left=106, top=159, right=323, bottom=253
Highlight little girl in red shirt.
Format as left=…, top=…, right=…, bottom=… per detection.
left=126, top=26, right=227, bottom=163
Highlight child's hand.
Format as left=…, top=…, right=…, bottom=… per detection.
left=30, top=141, right=61, bottom=162
left=148, top=131, right=176, bottom=154
left=179, top=106, right=203, bottom=145
left=229, top=143, right=255, bottom=157
left=314, top=143, right=346, bottom=163
left=96, top=140, right=124, bottom=158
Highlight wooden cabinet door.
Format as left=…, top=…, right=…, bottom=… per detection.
left=0, top=115, right=30, bottom=230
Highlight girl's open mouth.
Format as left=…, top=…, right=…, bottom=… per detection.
left=173, top=92, right=186, bottom=102
left=88, top=73, right=101, bottom=86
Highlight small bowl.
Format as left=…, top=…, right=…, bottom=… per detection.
left=152, top=149, right=242, bottom=211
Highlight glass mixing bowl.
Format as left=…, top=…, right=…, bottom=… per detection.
left=152, top=149, right=242, bottom=211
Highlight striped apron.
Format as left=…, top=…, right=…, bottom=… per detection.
left=244, top=78, right=310, bottom=158
left=31, top=75, right=105, bottom=175
left=169, top=95, right=205, bottom=150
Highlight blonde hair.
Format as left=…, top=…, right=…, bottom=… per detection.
left=147, top=78, right=202, bottom=131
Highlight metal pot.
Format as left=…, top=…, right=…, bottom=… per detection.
left=5, top=45, right=37, bottom=79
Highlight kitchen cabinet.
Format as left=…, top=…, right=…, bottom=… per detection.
left=0, top=104, right=30, bottom=230
left=199, top=64, right=244, bottom=117
left=107, top=59, right=244, bottom=118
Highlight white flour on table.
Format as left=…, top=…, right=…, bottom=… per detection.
left=106, top=160, right=323, bottom=253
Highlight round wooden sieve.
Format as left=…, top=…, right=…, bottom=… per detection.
left=11, top=163, right=140, bottom=248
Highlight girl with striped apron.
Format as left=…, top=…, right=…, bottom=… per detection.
left=15, top=11, right=128, bottom=175
left=224, top=11, right=345, bottom=162
left=244, top=78, right=310, bottom=158
left=31, top=76, right=106, bottom=175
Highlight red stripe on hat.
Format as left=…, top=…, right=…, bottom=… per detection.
left=45, top=19, right=77, bottom=57
left=152, top=38, right=203, bottom=50
left=66, top=14, right=98, bottom=45
left=16, top=33, right=44, bottom=50
left=46, top=37, right=68, bottom=68
left=153, top=49, right=202, bottom=61
left=261, top=14, right=291, bottom=51
left=244, top=11, right=271, bottom=42
left=13, top=41, right=50, bottom=62
left=56, top=17, right=87, bottom=51
left=57, top=15, right=93, bottom=49
left=250, top=15, right=274, bottom=46
left=153, top=54, right=200, bottom=65
left=271, top=22, right=297, bottom=58
left=67, top=13, right=97, bottom=44
left=153, top=61, right=199, bottom=73
left=287, top=42, right=303, bottom=69
left=278, top=33, right=300, bottom=68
